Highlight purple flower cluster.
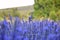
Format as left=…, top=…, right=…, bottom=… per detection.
left=0, top=16, right=60, bottom=40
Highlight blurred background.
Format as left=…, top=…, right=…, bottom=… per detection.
left=0, top=0, right=60, bottom=21
left=0, top=5, right=34, bottom=21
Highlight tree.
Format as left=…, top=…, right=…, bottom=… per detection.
left=33, top=0, right=59, bottom=20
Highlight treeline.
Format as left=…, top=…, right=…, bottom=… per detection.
left=33, top=0, right=60, bottom=21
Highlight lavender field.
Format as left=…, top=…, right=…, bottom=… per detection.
left=0, top=15, right=60, bottom=40
left=0, top=0, right=60, bottom=40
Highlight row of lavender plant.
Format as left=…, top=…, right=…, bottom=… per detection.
left=0, top=15, right=60, bottom=40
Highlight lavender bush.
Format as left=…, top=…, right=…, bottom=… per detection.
left=0, top=15, right=60, bottom=40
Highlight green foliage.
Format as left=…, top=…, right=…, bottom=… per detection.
left=49, top=10, right=57, bottom=21
left=56, top=10, right=60, bottom=20
left=34, top=0, right=60, bottom=21
left=13, top=11, right=20, bottom=17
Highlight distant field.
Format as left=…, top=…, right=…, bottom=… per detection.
left=0, top=5, right=34, bottom=20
